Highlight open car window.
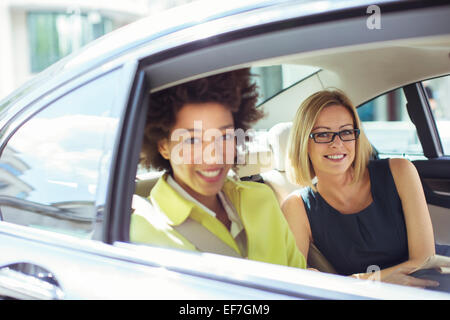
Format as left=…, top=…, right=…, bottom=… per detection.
left=423, top=74, right=450, bottom=156
left=357, top=88, right=425, bottom=160
left=252, top=65, right=320, bottom=106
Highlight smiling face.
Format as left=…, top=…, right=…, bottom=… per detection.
left=158, top=102, right=235, bottom=202
left=308, top=104, right=357, bottom=177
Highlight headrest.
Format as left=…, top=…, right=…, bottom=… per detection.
left=268, top=122, right=292, bottom=171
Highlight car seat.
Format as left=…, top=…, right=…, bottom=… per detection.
left=261, top=122, right=337, bottom=273
left=260, top=122, right=300, bottom=203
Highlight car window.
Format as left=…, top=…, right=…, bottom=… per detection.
left=251, top=65, right=320, bottom=105
left=422, top=75, right=450, bottom=155
left=0, top=69, right=123, bottom=238
left=357, top=88, right=425, bottom=160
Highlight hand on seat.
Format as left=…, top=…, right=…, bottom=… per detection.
left=382, top=267, right=440, bottom=288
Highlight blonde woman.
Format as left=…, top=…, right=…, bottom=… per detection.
left=282, top=89, right=440, bottom=288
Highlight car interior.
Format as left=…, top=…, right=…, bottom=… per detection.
left=131, top=13, right=450, bottom=274
left=131, top=31, right=450, bottom=272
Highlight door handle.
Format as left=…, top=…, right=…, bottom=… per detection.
left=0, top=263, right=64, bottom=300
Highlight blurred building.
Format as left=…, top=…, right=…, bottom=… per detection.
left=0, top=0, right=197, bottom=100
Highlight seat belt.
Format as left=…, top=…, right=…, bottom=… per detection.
left=307, top=242, right=337, bottom=274
left=174, top=218, right=243, bottom=258
left=132, top=194, right=244, bottom=258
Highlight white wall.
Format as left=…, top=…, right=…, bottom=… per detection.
left=0, top=1, right=15, bottom=99
left=0, top=0, right=153, bottom=100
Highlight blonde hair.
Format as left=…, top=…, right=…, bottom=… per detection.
left=286, top=89, right=373, bottom=190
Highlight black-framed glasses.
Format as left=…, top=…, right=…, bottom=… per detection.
left=309, top=129, right=360, bottom=144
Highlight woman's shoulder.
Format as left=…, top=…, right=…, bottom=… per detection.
left=369, top=158, right=418, bottom=192
left=369, top=157, right=415, bottom=177
left=227, top=179, right=279, bottom=203
left=388, top=157, right=415, bottom=172
left=234, top=179, right=273, bottom=193
left=369, top=157, right=412, bottom=171
left=282, top=186, right=312, bottom=209
left=387, top=157, right=420, bottom=187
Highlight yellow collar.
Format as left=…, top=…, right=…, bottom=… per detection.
left=150, top=173, right=249, bottom=226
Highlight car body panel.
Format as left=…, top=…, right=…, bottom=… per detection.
left=0, top=223, right=292, bottom=299
left=2, top=222, right=449, bottom=299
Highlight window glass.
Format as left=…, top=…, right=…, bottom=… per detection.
left=27, top=12, right=114, bottom=73
left=423, top=75, right=450, bottom=155
left=0, top=70, right=123, bottom=238
left=251, top=65, right=320, bottom=105
left=357, top=88, right=425, bottom=160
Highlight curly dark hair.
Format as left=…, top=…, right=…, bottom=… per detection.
left=141, top=68, right=264, bottom=171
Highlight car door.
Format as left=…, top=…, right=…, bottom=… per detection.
left=404, top=77, right=450, bottom=247
left=0, top=61, right=137, bottom=299
left=0, top=58, right=333, bottom=301
left=357, top=76, right=450, bottom=247
left=0, top=60, right=261, bottom=300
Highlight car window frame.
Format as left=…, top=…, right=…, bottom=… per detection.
left=403, top=82, right=444, bottom=159
left=356, top=87, right=418, bottom=158
left=104, top=63, right=147, bottom=244
left=354, top=76, right=449, bottom=161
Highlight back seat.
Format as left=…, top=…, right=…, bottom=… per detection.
left=135, top=171, right=163, bottom=198
left=260, top=122, right=300, bottom=204
left=260, top=122, right=337, bottom=273
left=133, top=123, right=337, bottom=273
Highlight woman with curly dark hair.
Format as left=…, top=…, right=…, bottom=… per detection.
left=130, top=69, right=306, bottom=269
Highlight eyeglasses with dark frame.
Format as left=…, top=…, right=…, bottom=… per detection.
left=309, top=129, right=360, bottom=144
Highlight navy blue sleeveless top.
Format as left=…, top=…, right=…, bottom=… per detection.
left=301, top=159, right=408, bottom=276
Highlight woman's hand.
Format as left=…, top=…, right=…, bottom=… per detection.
left=356, top=266, right=439, bottom=289
left=382, top=267, right=439, bottom=288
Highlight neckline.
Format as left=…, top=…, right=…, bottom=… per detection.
left=315, top=165, right=375, bottom=216
left=315, top=191, right=375, bottom=216
left=166, top=174, right=244, bottom=237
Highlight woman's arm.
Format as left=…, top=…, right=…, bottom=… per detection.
left=353, top=158, right=438, bottom=287
left=391, top=158, right=436, bottom=260
left=281, top=193, right=312, bottom=261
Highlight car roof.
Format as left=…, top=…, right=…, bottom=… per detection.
left=2, top=0, right=449, bottom=120
left=63, top=0, right=397, bottom=70
left=0, top=0, right=400, bottom=110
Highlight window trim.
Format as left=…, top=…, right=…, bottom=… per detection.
left=105, top=62, right=146, bottom=244
left=356, top=87, right=425, bottom=158
left=404, top=83, right=443, bottom=159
